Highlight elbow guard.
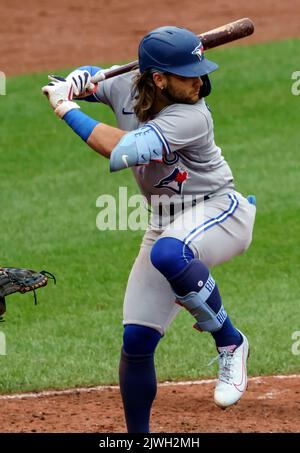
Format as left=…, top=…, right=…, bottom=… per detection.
left=110, top=124, right=166, bottom=172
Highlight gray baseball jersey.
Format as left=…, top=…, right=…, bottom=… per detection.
left=95, top=72, right=234, bottom=188
left=93, top=71, right=256, bottom=334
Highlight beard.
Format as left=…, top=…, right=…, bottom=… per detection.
left=161, top=85, right=200, bottom=105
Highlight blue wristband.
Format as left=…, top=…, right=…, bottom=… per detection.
left=63, top=109, right=99, bottom=142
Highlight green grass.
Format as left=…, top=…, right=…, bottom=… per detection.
left=0, top=39, right=300, bottom=393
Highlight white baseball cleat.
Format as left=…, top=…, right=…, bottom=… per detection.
left=213, top=330, right=249, bottom=409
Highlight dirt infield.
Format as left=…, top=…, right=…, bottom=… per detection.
left=0, top=0, right=299, bottom=434
left=1, top=0, right=300, bottom=76
left=0, top=376, right=299, bottom=433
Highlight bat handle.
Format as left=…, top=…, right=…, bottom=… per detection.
left=88, top=68, right=111, bottom=91
left=91, top=62, right=139, bottom=84
left=90, top=71, right=107, bottom=84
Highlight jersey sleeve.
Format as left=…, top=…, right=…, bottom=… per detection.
left=93, top=77, right=115, bottom=107
left=148, top=103, right=210, bottom=153
left=94, top=72, right=135, bottom=111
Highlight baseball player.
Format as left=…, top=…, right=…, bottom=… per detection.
left=42, top=26, right=256, bottom=433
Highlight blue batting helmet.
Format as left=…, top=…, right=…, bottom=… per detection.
left=138, top=26, right=218, bottom=77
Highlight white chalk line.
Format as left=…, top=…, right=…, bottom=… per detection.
left=0, top=374, right=299, bottom=401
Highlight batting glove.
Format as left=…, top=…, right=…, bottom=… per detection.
left=42, top=75, right=80, bottom=118
left=66, top=69, right=96, bottom=98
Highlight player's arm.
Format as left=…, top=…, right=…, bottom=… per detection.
left=42, top=76, right=166, bottom=167
left=87, top=124, right=126, bottom=158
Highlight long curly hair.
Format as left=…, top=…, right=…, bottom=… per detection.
left=132, top=71, right=157, bottom=123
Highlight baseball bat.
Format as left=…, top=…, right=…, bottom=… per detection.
left=91, top=18, right=254, bottom=83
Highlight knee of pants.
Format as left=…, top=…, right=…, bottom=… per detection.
left=123, top=324, right=161, bottom=355
left=150, top=237, right=194, bottom=278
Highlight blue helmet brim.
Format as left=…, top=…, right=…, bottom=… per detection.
left=164, top=57, right=218, bottom=77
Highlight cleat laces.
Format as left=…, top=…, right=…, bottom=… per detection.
left=208, top=350, right=234, bottom=384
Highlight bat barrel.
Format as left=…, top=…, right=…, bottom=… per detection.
left=199, top=18, right=254, bottom=50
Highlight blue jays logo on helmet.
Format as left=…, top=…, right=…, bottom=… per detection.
left=191, top=42, right=204, bottom=62
left=138, top=26, right=218, bottom=77
left=154, top=166, right=189, bottom=195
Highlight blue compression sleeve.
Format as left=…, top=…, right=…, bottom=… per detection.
left=63, top=109, right=99, bottom=142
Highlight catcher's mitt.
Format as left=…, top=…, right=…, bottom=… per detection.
left=0, top=267, right=56, bottom=319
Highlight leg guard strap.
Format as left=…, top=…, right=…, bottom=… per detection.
left=175, top=275, right=227, bottom=332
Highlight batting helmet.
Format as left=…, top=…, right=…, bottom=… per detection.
left=138, top=26, right=218, bottom=77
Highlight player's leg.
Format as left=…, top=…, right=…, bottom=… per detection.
left=119, top=324, right=161, bottom=433
left=150, top=192, right=256, bottom=408
left=123, top=228, right=180, bottom=334
left=151, top=237, right=242, bottom=347
left=120, top=228, right=181, bottom=433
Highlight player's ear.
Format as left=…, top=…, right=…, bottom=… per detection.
left=152, top=72, right=167, bottom=90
